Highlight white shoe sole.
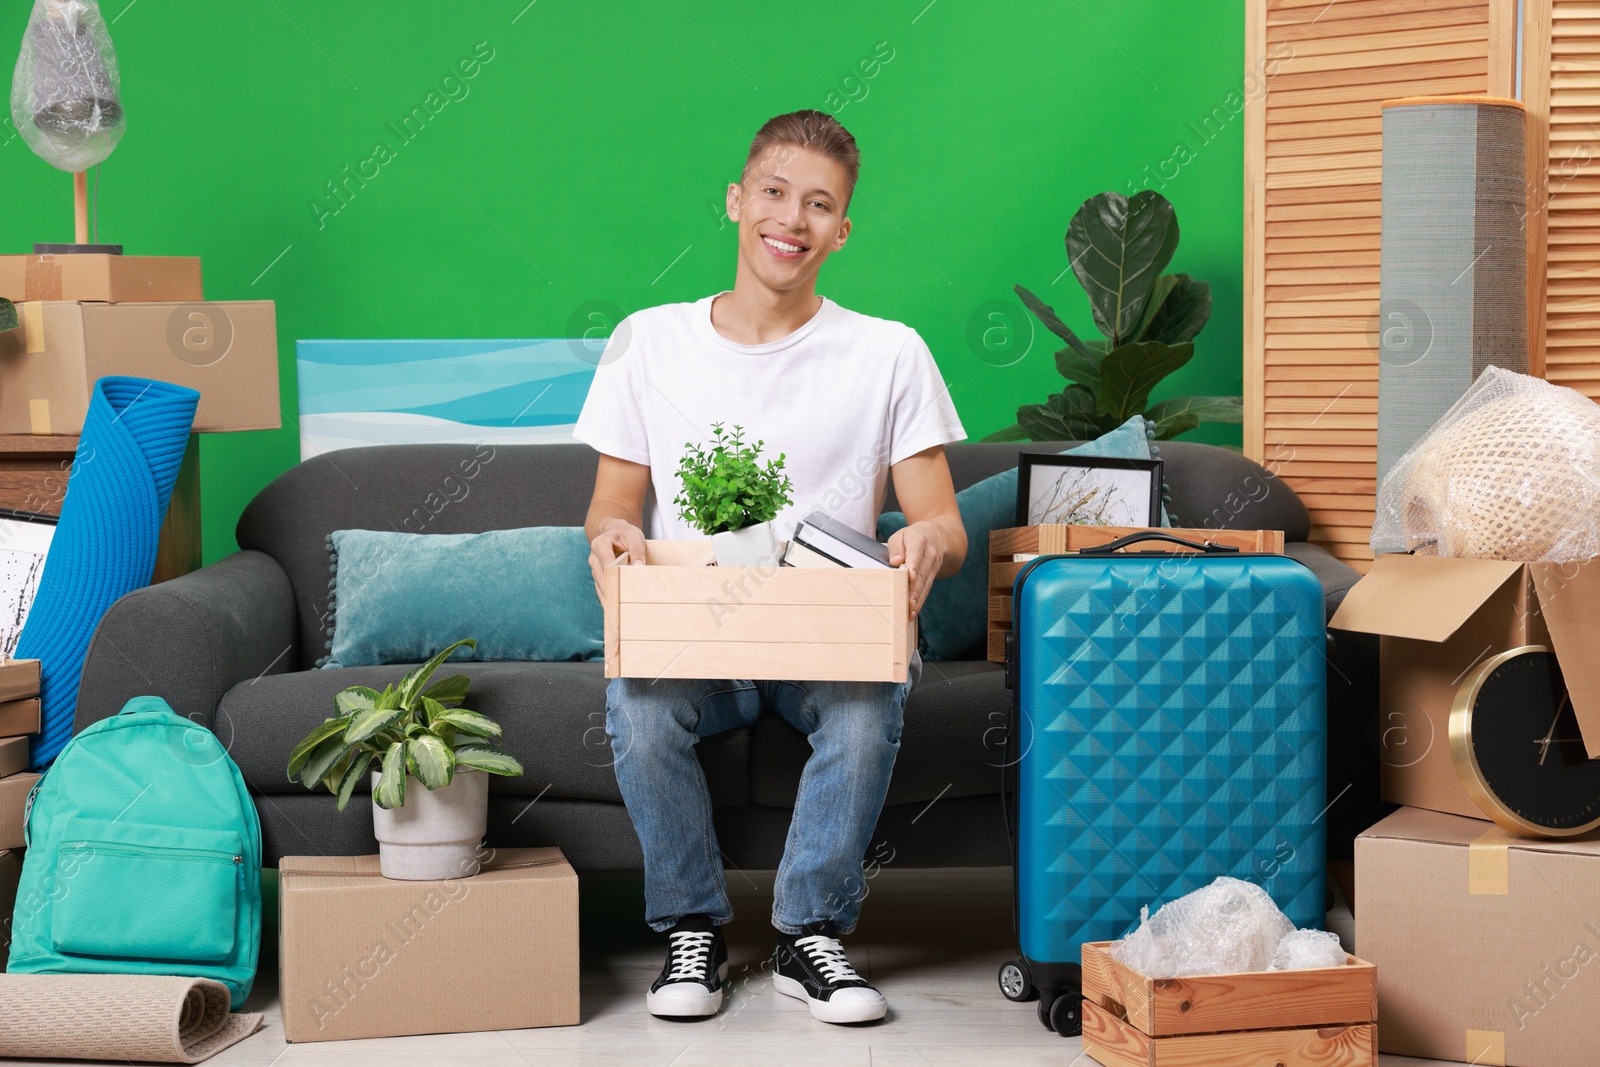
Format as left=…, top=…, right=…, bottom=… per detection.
left=647, top=961, right=729, bottom=1017
left=773, top=973, right=888, bottom=1023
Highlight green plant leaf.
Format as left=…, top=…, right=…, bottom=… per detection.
left=344, top=702, right=411, bottom=745
left=1014, top=284, right=1093, bottom=358
left=1053, top=345, right=1104, bottom=392
left=0, top=299, right=17, bottom=333
left=287, top=717, right=350, bottom=781
left=398, top=639, right=477, bottom=708
left=1066, top=190, right=1180, bottom=346
left=334, top=686, right=381, bottom=715
left=333, top=753, right=372, bottom=812
left=374, top=741, right=408, bottom=809
left=1144, top=394, right=1243, bottom=438
left=410, top=734, right=456, bottom=789
left=1096, top=342, right=1194, bottom=420
left=1129, top=274, right=1177, bottom=341
left=431, top=708, right=503, bottom=739
left=453, top=744, right=525, bottom=777
left=1016, top=386, right=1107, bottom=442
left=1138, top=274, right=1212, bottom=345
left=422, top=673, right=471, bottom=706
left=298, top=734, right=353, bottom=789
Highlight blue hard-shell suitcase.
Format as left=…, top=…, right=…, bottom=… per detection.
left=997, top=531, right=1327, bottom=1036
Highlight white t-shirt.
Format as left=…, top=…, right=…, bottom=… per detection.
left=572, top=290, right=966, bottom=540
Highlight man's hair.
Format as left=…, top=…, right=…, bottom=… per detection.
left=743, top=109, right=860, bottom=209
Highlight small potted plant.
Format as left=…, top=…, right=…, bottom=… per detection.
left=286, top=638, right=524, bottom=880
left=674, top=422, right=794, bottom=566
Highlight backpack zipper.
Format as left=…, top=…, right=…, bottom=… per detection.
left=60, top=841, right=243, bottom=865
left=22, top=775, right=44, bottom=849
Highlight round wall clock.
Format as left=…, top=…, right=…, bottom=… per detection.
left=1451, top=645, right=1600, bottom=837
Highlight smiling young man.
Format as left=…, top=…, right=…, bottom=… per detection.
left=573, top=110, right=967, bottom=1024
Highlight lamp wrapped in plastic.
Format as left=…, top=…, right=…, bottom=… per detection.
left=10, top=0, right=125, bottom=173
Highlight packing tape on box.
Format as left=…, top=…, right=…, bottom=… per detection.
left=19, top=302, right=44, bottom=354
left=1466, top=1029, right=1506, bottom=1067
left=27, top=400, right=49, bottom=436
left=1469, top=825, right=1511, bottom=895
left=23, top=256, right=61, bottom=301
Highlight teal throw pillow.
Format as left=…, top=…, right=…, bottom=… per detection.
left=319, top=527, right=602, bottom=668
left=878, top=415, right=1169, bottom=662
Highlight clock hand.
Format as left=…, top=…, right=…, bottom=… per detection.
left=1538, top=691, right=1573, bottom=767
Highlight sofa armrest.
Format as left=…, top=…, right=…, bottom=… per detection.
left=1284, top=541, right=1361, bottom=622
left=75, top=550, right=297, bottom=732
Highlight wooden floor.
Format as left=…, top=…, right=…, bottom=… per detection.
left=13, top=868, right=1468, bottom=1066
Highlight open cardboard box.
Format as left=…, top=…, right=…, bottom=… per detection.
left=602, top=538, right=916, bottom=683
left=1330, top=554, right=1600, bottom=819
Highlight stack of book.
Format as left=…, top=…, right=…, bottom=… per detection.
left=781, top=512, right=893, bottom=569
left=0, top=658, right=40, bottom=780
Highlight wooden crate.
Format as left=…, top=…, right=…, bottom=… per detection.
left=1081, top=941, right=1378, bottom=1067
left=986, top=525, right=1286, bottom=663
left=603, top=539, right=915, bottom=683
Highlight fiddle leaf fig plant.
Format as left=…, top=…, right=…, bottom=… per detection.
left=673, top=422, right=794, bottom=535
left=286, top=637, right=524, bottom=811
left=986, top=190, right=1242, bottom=442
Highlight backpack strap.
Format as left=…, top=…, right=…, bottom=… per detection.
left=117, top=695, right=179, bottom=717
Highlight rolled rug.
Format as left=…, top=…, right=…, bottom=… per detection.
left=16, top=376, right=199, bottom=768
left=0, top=973, right=263, bottom=1063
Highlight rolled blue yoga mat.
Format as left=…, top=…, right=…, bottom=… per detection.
left=18, top=376, right=199, bottom=768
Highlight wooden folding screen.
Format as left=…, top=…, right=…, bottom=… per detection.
left=1243, top=0, right=1514, bottom=571
left=1523, top=0, right=1600, bottom=399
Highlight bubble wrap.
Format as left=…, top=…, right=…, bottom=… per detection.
left=1269, top=928, right=1347, bottom=971
left=10, top=0, right=126, bottom=172
left=1109, top=877, right=1294, bottom=978
left=1372, top=366, right=1600, bottom=561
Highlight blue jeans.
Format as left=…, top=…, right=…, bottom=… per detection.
left=605, top=668, right=913, bottom=936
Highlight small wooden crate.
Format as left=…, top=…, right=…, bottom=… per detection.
left=603, top=539, right=916, bottom=682
left=1080, top=941, right=1378, bottom=1067
left=986, top=525, right=1286, bottom=663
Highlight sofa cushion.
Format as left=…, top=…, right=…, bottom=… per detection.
left=748, top=659, right=1008, bottom=808
left=320, top=526, right=602, bottom=667
left=218, top=661, right=747, bottom=807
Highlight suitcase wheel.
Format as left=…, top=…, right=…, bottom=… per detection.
left=1041, top=985, right=1082, bottom=1037
left=997, top=960, right=1035, bottom=1002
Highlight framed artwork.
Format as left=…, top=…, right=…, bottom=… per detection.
left=0, top=509, right=57, bottom=657
left=1015, top=454, right=1163, bottom=528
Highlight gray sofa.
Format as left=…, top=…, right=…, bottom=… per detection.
left=74, top=440, right=1381, bottom=868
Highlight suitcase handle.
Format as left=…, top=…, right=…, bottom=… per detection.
left=1077, top=531, right=1241, bottom=555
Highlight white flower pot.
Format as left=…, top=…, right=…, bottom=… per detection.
left=712, top=521, right=780, bottom=567
left=370, top=768, right=488, bottom=880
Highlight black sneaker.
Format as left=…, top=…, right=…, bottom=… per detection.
left=772, top=920, right=888, bottom=1023
left=647, top=914, right=729, bottom=1017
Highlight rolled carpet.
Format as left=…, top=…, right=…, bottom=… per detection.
left=17, top=376, right=199, bottom=768
left=0, top=973, right=263, bottom=1063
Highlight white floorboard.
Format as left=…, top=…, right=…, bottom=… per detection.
left=3, top=867, right=1466, bottom=1066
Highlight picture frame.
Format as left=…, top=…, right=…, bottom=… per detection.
left=0, top=508, right=57, bottom=658
left=1015, top=454, right=1163, bottom=528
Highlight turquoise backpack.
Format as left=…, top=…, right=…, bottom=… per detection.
left=6, top=696, right=262, bottom=1008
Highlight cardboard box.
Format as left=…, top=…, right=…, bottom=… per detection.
left=0, top=700, right=39, bottom=738
left=278, top=847, right=578, bottom=1042
left=0, top=301, right=281, bottom=435
left=0, top=661, right=40, bottom=703
left=986, top=525, right=1287, bottom=663
left=0, top=738, right=25, bottom=779
left=1357, top=807, right=1600, bottom=1066
left=604, top=538, right=915, bottom=682
left=0, top=254, right=202, bottom=303
left=0, top=773, right=40, bottom=851
left=1080, top=940, right=1378, bottom=1066
left=0, top=848, right=20, bottom=962
left=1329, top=554, right=1600, bottom=820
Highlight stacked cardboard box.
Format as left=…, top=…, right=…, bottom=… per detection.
left=1333, top=555, right=1600, bottom=1067
left=278, top=847, right=579, bottom=1042
left=0, top=253, right=280, bottom=435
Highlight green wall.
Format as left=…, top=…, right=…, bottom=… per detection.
left=0, top=1, right=1245, bottom=564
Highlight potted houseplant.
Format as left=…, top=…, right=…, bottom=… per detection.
left=674, top=422, right=794, bottom=566
left=286, top=638, right=524, bottom=880
left=985, top=189, right=1243, bottom=442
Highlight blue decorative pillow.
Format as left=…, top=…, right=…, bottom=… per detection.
left=319, top=527, right=603, bottom=668
left=878, top=415, right=1170, bottom=662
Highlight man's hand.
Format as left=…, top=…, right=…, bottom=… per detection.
left=589, top=521, right=647, bottom=600
left=887, top=522, right=945, bottom=616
